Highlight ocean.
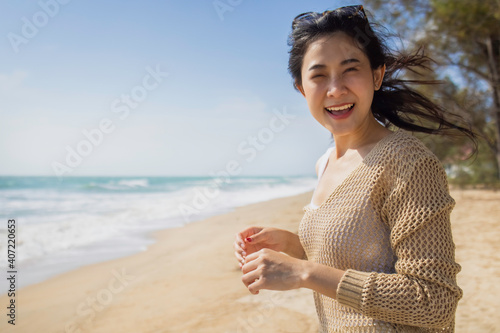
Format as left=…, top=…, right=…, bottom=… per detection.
left=0, top=175, right=316, bottom=288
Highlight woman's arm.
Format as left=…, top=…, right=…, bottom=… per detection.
left=299, top=261, right=345, bottom=299
left=282, top=230, right=306, bottom=260
left=333, top=155, right=462, bottom=329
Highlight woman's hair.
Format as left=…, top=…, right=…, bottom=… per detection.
left=287, top=5, right=477, bottom=147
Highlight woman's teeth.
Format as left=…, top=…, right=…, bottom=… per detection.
left=325, top=104, right=354, bottom=112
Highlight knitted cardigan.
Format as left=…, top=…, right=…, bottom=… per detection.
left=298, top=130, right=462, bottom=332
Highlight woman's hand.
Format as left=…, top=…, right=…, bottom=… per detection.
left=240, top=248, right=307, bottom=295
left=234, top=227, right=291, bottom=269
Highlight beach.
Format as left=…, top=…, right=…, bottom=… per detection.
left=1, top=189, right=499, bottom=333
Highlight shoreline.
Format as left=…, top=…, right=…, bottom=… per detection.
left=1, top=175, right=317, bottom=290
left=1, top=189, right=499, bottom=332
left=1, top=191, right=319, bottom=333
left=11, top=204, right=238, bottom=290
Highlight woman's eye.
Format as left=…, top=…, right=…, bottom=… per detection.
left=312, top=74, right=325, bottom=79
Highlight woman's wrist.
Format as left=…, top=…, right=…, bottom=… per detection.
left=299, top=261, right=346, bottom=299
left=283, top=231, right=305, bottom=259
left=298, top=260, right=313, bottom=289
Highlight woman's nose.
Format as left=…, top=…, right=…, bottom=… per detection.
left=326, top=78, right=347, bottom=98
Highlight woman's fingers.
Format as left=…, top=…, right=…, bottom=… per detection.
left=241, top=254, right=259, bottom=274
left=234, top=228, right=265, bottom=269
left=234, top=238, right=245, bottom=254
left=245, top=228, right=266, bottom=244
left=240, top=252, right=263, bottom=290
left=234, top=235, right=247, bottom=267
left=235, top=233, right=246, bottom=250
left=234, top=234, right=245, bottom=252
left=248, top=279, right=261, bottom=295
left=241, top=252, right=260, bottom=285
left=234, top=248, right=245, bottom=266
left=241, top=265, right=260, bottom=286
left=238, top=226, right=264, bottom=246
left=239, top=249, right=262, bottom=273
left=234, top=250, right=244, bottom=263
left=241, top=264, right=262, bottom=295
left=242, top=250, right=259, bottom=264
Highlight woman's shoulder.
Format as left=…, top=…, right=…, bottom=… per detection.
left=380, top=129, right=439, bottom=163
left=374, top=130, right=446, bottom=181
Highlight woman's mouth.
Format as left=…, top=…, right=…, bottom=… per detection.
left=325, top=103, right=355, bottom=119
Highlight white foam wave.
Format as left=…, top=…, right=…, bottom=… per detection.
left=117, top=178, right=149, bottom=188
left=0, top=177, right=317, bottom=276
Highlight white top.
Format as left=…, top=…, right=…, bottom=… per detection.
left=309, top=147, right=335, bottom=209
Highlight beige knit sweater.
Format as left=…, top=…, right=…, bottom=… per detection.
left=298, top=130, right=462, bottom=332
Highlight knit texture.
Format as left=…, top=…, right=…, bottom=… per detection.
left=298, top=130, right=462, bottom=332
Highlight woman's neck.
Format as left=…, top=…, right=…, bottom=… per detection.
left=332, top=117, right=392, bottom=159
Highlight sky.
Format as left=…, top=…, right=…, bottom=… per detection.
left=0, top=0, right=373, bottom=177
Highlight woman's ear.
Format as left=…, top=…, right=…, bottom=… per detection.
left=296, top=81, right=306, bottom=97
left=373, top=64, right=386, bottom=91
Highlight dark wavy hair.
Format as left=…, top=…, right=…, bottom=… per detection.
left=287, top=5, right=477, bottom=148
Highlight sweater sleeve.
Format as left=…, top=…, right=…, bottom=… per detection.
left=336, top=154, right=462, bottom=329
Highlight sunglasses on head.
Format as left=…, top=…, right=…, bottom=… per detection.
left=292, top=5, right=367, bottom=30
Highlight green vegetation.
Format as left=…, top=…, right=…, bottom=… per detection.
left=367, top=0, right=500, bottom=185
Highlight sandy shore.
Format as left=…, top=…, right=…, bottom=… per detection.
left=1, top=189, right=499, bottom=333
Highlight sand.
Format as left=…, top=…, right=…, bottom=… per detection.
left=1, top=189, right=499, bottom=333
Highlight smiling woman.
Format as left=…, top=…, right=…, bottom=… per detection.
left=297, top=31, right=386, bottom=141
left=234, top=4, right=478, bottom=333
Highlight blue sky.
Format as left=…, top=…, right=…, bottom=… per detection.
left=0, top=0, right=370, bottom=176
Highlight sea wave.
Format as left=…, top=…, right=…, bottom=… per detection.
left=0, top=176, right=316, bottom=274
left=84, top=178, right=150, bottom=191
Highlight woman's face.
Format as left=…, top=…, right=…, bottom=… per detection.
left=298, top=32, right=385, bottom=138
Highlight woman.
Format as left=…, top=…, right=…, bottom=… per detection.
left=233, top=5, right=476, bottom=332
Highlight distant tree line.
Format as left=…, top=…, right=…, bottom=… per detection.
left=367, top=0, right=500, bottom=186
